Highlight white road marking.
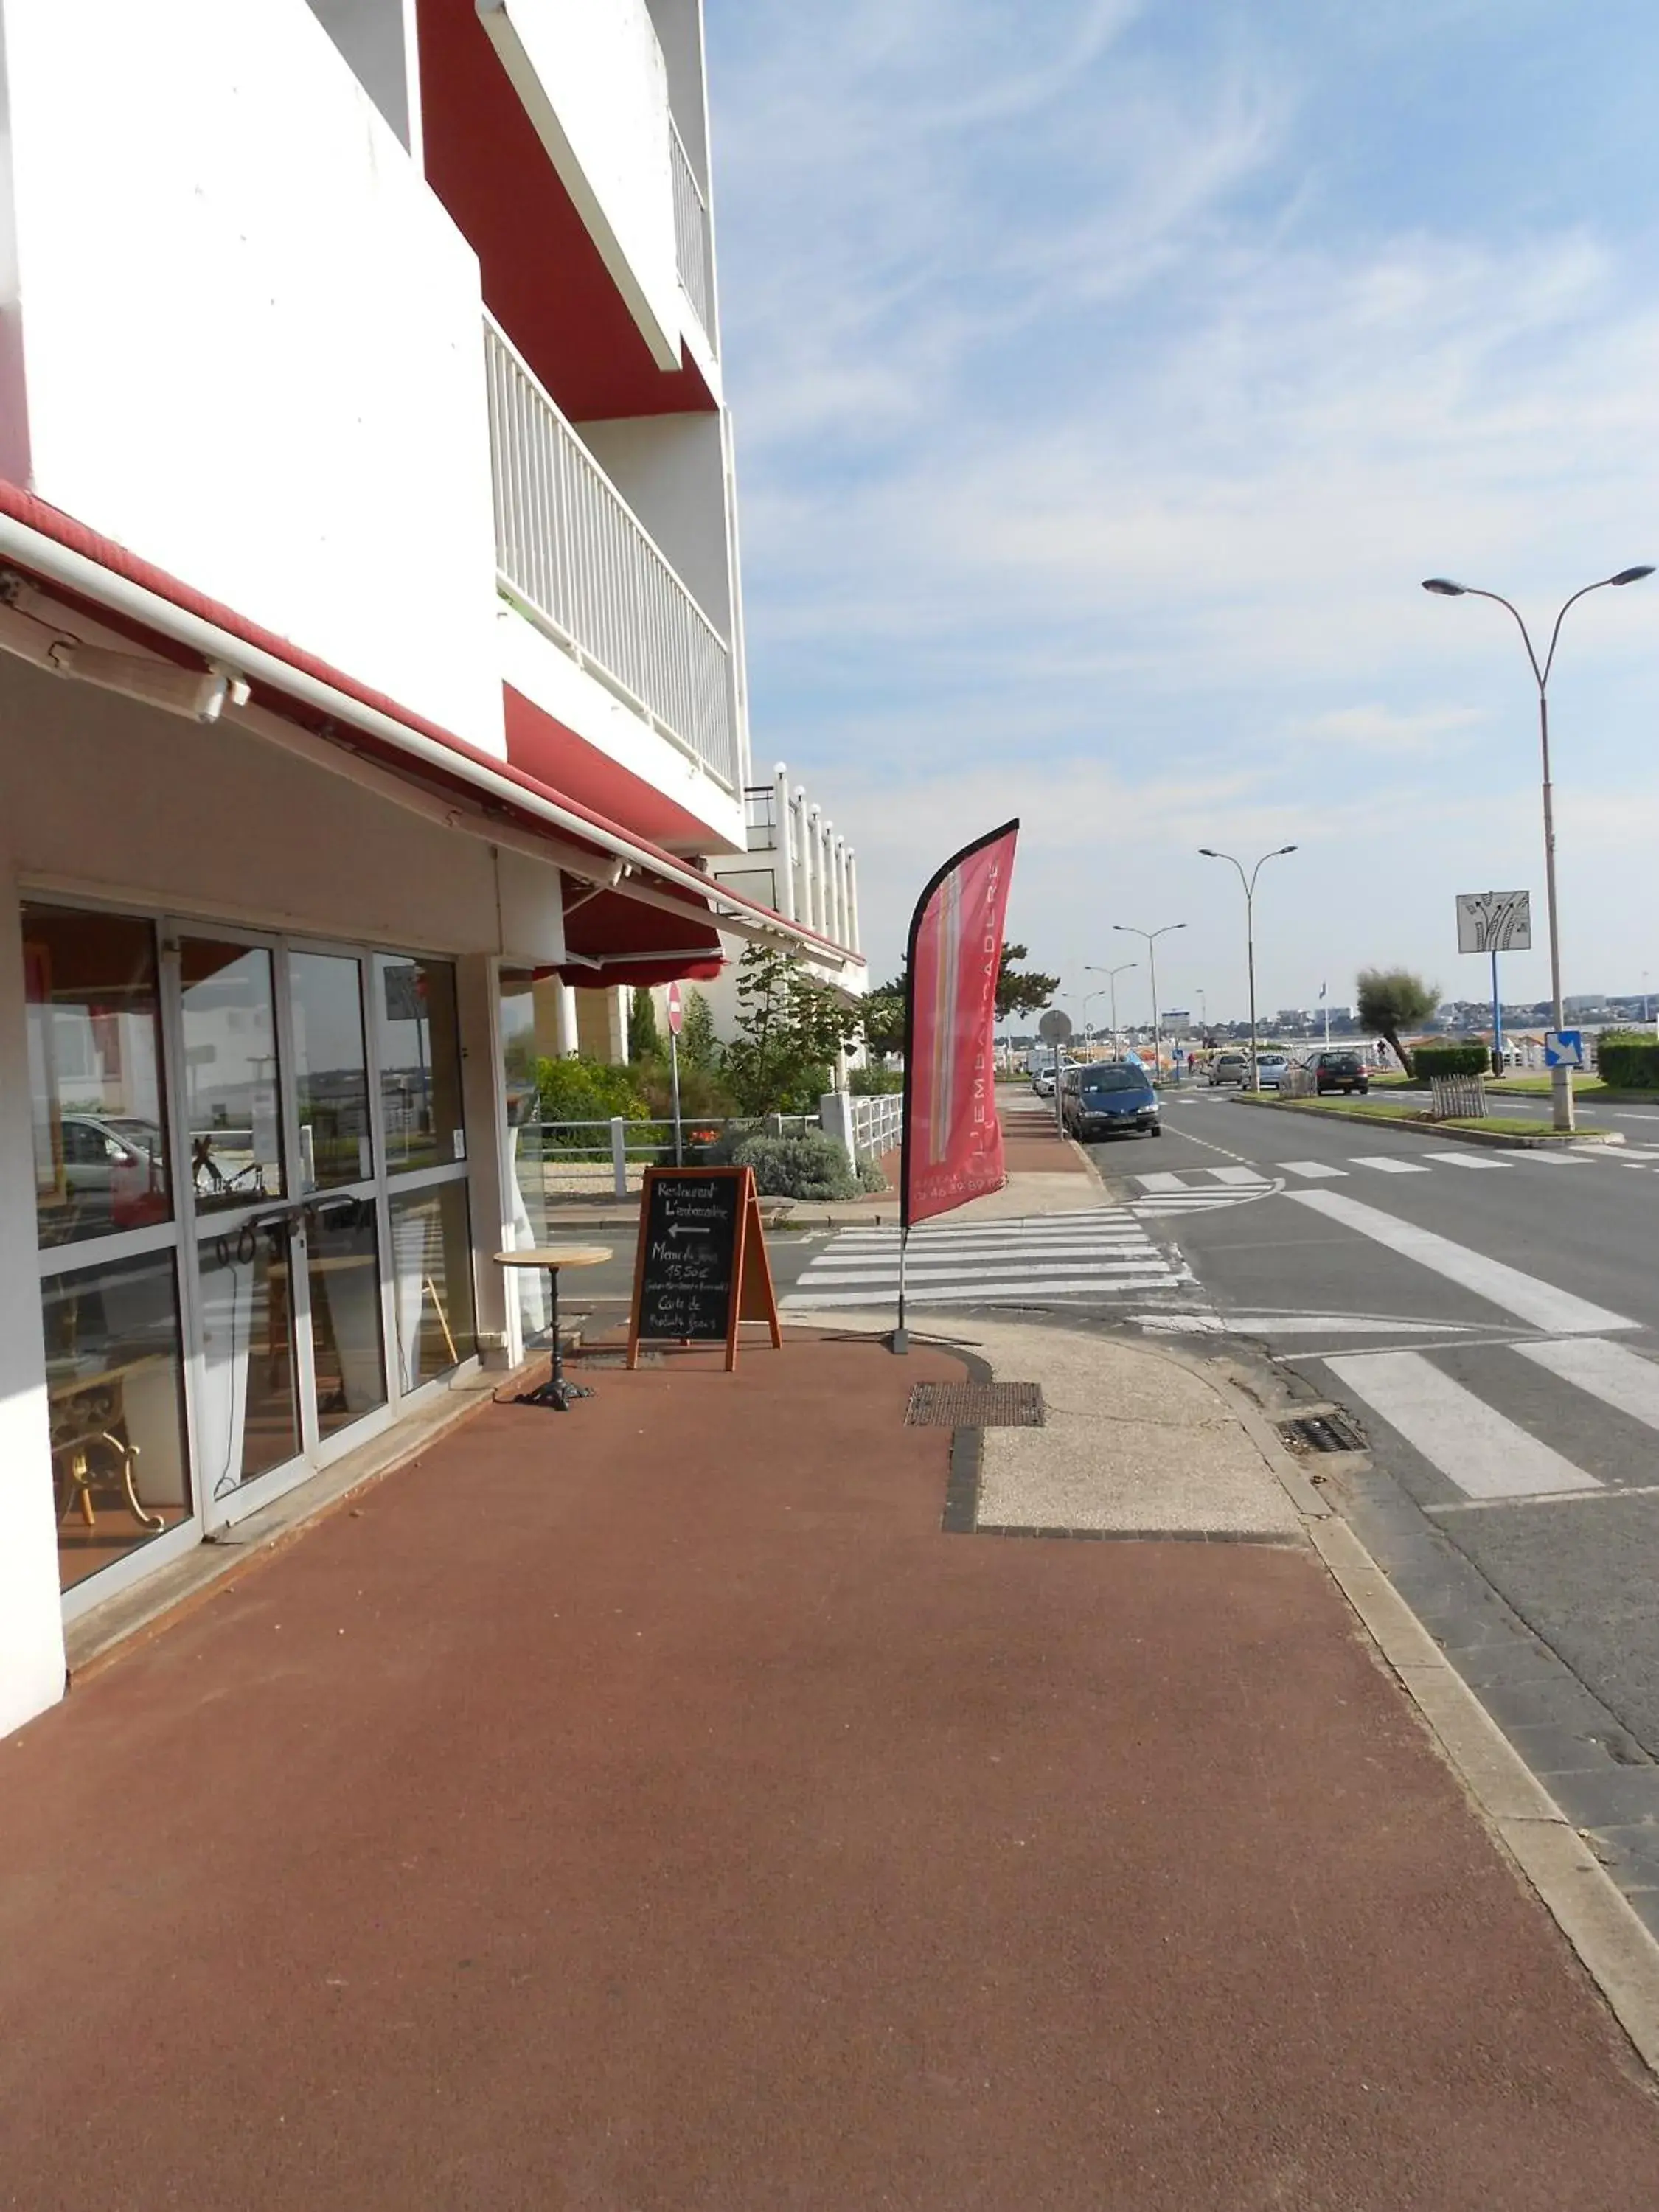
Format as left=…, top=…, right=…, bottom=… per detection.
left=1422, top=1152, right=1510, bottom=1170
left=1208, top=1166, right=1270, bottom=1186
left=789, top=1276, right=1180, bottom=1307
left=1432, top=1481, right=1659, bottom=1514
left=1514, top=1337, right=1659, bottom=1432
left=1510, top=1150, right=1592, bottom=1166
left=1325, top=1351, right=1600, bottom=1498
left=1137, top=1312, right=1473, bottom=1338
left=1349, top=1155, right=1431, bottom=1175
left=1134, top=1172, right=1194, bottom=1193
left=1280, top=1161, right=1348, bottom=1180
left=1289, top=1189, right=1635, bottom=1335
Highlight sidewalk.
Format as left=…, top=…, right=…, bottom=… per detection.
left=6, top=1317, right=1659, bottom=2206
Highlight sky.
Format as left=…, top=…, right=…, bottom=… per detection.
left=704, top=0, right=1659, bottom=1030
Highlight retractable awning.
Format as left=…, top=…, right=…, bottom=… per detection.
left=0, top=482, right=858, bottom=975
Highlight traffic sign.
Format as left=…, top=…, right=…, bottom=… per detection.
left=1545, top=1030, right=1584, bottom=1068
left=1038, top=1009, right=1073, bottom=1043
left=666, top=981, right=684, bottom=1035
left=1456, top=891, right=1531, bottom=955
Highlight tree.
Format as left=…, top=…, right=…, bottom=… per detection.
left=861, top=945, right=1057, bottom=1058
left=627, top=986, right=661, bottom=1062
left=860, top=975, right=907, bottom=1060
left=677, top=986, right=717, bottom=1071
left=721, top=945, right=864, bottom=1114
left=995, top=943, right=1059, bottom=1025
left=1356, top=967, right=1439, bottom=1077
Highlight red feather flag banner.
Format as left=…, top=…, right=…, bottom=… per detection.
left=891, top=819, right=1020, bottom=1348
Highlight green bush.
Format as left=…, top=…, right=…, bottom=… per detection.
left=1412, top=1043, right=1490, bottom=1078
left=849, top=1067, right=904, bottom=1095
left=533, top=1055, right=649, bottom=1141
left=1597, top=1032, right=1659, bottom=1088
left=855, top=1156, right=889, bottom=1193
left=728, top=1130, right=859, bottom=1201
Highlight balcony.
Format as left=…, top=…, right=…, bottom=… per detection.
left=670, top=117, right=717, bottom=353
left=485, top=316, right=740, bottom=793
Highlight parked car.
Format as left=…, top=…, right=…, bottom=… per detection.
left=1254, top=1052, right=1290, bottom=1091
left=1312, top=1049, right=1370, bottom=1096
left=1208, top=1051, right=1248, bottom=1087
left=1062, top=1062, right=1161, bottom=1141
left=1032, top=1065, right=1057, bottom=1097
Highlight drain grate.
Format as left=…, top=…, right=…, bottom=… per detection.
left=907, top=1380, right=1044, bottom=1429
left=1279, top=1408, right=1366, bottom=1454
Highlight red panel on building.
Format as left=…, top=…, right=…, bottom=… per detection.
left=504, top=685, right=736, bottom=855
left=415, top=0, right=716, bottom=422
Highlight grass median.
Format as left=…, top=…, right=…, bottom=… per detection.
left=1237, top=1093, right=1613, bottom=1141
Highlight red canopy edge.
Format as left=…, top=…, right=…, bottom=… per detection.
left=0, top=480, right=856, bottom=964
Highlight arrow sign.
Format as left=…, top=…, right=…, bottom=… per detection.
left=667, top=1221, right=709, bottom=1239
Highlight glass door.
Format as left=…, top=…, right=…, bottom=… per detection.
left=178, top=936, right=391, bottom=1526
left=286, top=948, right=387, bottom=1449
left=178, top=937, right=305, bottom=1515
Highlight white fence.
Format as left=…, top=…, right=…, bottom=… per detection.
left=669, top=119, right=716, bottom=347
left=484, top=316, right=739, bottom=790
left=1428, top=1074, right=1487, bottom=1120
left=821, top=1089, right=902, bottom=1169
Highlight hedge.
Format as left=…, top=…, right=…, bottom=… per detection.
left=1597, top=1032, right=1659, bottom=1088
left=728, top=1130, right=859, bottom=1201
left=1411, top=1043, right=1491, bottom=1078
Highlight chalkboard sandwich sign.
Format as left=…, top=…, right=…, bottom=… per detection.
left=627, top=1166, right=782, bottom=1371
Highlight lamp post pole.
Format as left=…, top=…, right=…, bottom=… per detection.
left=1085, top=960, right=1138, bottom=1057
left=1111, top=925, right=1186, bottom=1079
left=1198, top=846, right=1298, bottom=1091
left=1423, top=566, right=1655, bottom=1133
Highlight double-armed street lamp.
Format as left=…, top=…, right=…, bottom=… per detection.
left=1197, top=846, right=1298, bottom=1092
left=1423, top=566, right=1654, bottom=1133
left=1084, top=959, right=1137, bottom=1057
left=1110, top=927, right=1185, bottom=1077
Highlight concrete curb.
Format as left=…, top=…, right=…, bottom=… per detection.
left=1310, top=1513, right=1659, bottom=2077
left=1226, top=1093, right=1624, bottom=1149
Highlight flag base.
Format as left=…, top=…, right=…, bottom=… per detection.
left=886, top=1326, right=910, bottom=1357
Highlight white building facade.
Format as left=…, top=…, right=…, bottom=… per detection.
left=0, top=0, right=864, bottom=1738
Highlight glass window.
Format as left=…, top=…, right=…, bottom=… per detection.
left=289, top=951, right=372, bottom=1190
left=180, top=940, right=284, bottom=1208
left=23, top=905, right=170, bottom=1247
left=307, top=1199, right=386, bottom=1437
left=389, top=1181, right=476, bottom=1391
left=374, top=954, right=464, bottom=1175
left=43, top=1251, right=189, bottom=1592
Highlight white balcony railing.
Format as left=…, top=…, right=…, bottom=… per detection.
left=669, top=117, right=716, bottom=350
left=484, top=316, right=740, bottom=793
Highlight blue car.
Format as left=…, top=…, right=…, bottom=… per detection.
left=1062, top=1063, right=1161, bottom=1141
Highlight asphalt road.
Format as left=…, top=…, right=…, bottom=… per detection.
left=1102, top=1087, right=1659, bottom=1770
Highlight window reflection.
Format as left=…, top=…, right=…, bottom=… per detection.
left=308, top=1200, right=386, bottom=1436
left=195, top=1220, right=301, bottom=1494
left=43, top=1251, right=189, bottom=1591
left=375, top=954, right=464, bottom=1174
left=289, top=952, right=372, bottom=1190
left=180, top=940, right=284, bottom=1208
left=390, top=1182, right=476, bottom=1390
left=24, top=905, right=170, bottom=1247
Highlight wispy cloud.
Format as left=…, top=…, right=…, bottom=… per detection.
left=708, top=0, right=1659, bottom=1009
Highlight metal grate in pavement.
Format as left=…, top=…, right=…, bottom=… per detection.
left=1279, top=1408, right=1366, bottom=1454
left=906, top=1380, right=1044, bottom=1429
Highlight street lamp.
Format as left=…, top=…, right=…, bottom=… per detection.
left=1198, top=846, right=1298, bottom=1091
left=1084, top=960, right=1137, bottom=1057
left=1110, top=927, right=1186, bottom=1078
left=1082, top=988, right=1109, bottom=1051
left=1422, top=566, right=1654, bottom=1132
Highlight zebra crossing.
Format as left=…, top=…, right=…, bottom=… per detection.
left=1127, top=1145, right=1634, bottom=1203
left=1326, top=1335, right=1659, bottom=1507
left=780, top=1208, right=1197, bottom=1312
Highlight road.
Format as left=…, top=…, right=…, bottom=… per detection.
left=1093, top=1086, right=1659, bottom=1882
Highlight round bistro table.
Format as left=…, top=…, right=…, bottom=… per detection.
left=493, top=1245, right=613, bottom=1410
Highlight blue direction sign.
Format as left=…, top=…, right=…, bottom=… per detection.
left=1545, top=1030, right=1584, bottom=1068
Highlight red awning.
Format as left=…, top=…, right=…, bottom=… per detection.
left=557, top=883, right=723, bottom=988
left=0, top=481, right=858, bottom=973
